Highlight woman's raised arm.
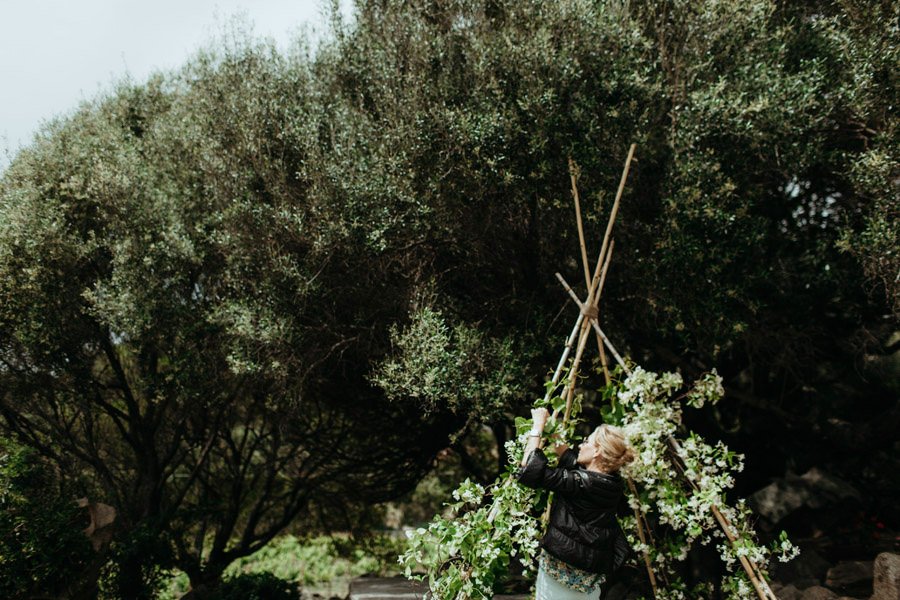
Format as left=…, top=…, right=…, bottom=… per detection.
left=519, top=407, right=549, bottom=467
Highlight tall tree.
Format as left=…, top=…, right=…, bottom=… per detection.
left=0, top=0, right=896, bottom=595
left=0, top=41, right=468, bottom=598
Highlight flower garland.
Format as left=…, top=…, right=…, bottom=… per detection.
left=400, top=366, right=798, bottom=600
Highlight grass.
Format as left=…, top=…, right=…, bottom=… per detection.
left=159, top=534, right=407, bottom=599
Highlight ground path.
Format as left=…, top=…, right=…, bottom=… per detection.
left=347, top=577, right=529, bottom=600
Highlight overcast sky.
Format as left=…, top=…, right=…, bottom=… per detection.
left=0, top=0, right=351, bottom=172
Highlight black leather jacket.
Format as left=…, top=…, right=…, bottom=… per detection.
left=516, top=448, right=631, bottom=577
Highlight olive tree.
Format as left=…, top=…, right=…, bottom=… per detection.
left=0, top=40, right=476, bottom=598
left=1, top=0, right=897, bottom=595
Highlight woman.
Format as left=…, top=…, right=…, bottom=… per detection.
left=516, top=407, right=635, bottom=600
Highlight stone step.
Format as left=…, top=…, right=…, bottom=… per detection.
left=348, top=578, right=530, bottom=600
left=349, top=577, right=427, bottom=600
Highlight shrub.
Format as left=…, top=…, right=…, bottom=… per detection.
left=0, top=438, right=92, bottom=599
left=212, top=572, right=300, bottom=600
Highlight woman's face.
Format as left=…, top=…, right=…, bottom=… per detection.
left=577, top=432, right=600, bottom=466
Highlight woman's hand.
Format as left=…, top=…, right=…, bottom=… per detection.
left=530, top=407, right=550, bottom=431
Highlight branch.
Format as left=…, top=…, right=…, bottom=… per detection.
left=100, top=330, right=142, bottom=427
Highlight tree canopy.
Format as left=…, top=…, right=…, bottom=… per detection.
left=0, top=0, right=896, bottom=596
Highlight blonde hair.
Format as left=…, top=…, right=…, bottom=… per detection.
left=590, top=424, right=636, bottom=473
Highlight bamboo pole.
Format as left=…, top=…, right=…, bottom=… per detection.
left=557, top=148, right=634, bottom=422
left=558, top=143, right=636, bottom=419
left=567, top=143, right=635, bottom=389
left=713, top=503, right=779, bottom=599
left=586, top=144, right=635, bottom=307
left=710, top=507, right=778, bottom=600
left=594, top=241, right=615, bottom=384
left=569, top=157, right=593, bottom=298
left=555, top=273, right=631, bottom=373
left=627, top=480, right=658, bottom=550
left=490, top=145, right=636, bottom=525
left=569, top=157, right=612, bottom=386
left=595, top=323, right=611, bottom=385
left=590, top=321, right=630, bottom=374
left=627, top=478, right=661, bottom=597
left=547, top=315, right=585, bottom=402
left=666, top=437, right=778, bottom=600
left=596, top=240, right=616, bottom=309
left=562, top=317, right=593, bottom=423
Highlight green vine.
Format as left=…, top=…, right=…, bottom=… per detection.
left=400, top=365, right=799, bottom=599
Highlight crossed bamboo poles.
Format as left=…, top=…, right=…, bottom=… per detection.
left=484, top=145, right=648, bottom=585
left=491, top=145, right=776, bottom=600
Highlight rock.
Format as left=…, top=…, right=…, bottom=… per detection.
left=795, top=578, right=826, bottom=590
left=348, top=577, right=428, bottom=600
left=771, top=548, right=831, bottom=584
left=825, top=561, right=873, bottom=597
left=799, top=585, right=838, bottom=600
left=800, top=469, right=863, bottom=510
left=750, top=468, right=862, bottom=524
left=77, top=497, right=117, bottom=552
left=778, top=584, right=802, bottom=599
left=751, top=476, right=813, bottom=523
left=872, top=552, right=900, bottom=600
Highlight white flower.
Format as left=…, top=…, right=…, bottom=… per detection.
left=406, top=363, right=792, bottom=600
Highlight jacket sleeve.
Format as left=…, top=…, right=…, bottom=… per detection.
left=516, top=448, right=587, bottom=495
left=558, top=448, right=579, bottom=469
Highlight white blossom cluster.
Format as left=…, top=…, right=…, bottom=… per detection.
left=452, top=479, right=486, bottom=504
left=617, top=366, right=683, bottom=406
left=721, top=572, right=757, bottom=600
left=400, top=364, right=796, bottom=600
left=656, top=588, right=689, bottom=600
left=685, top=369, right=725, bottom=409
left=613, top=367, right=795, bottom=597
left=503, top=438, right=522, bottom=465
left=775, top=530, right=801, bottom=563
left=399, top=468, right=542, bottom=600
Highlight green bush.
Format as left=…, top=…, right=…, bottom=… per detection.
left=161, top=534, right=405, bottom=599
left=211, top=572, right=300, bottom=600
left=0, top=438, right=92, bottom=599
left=224, top=535, right=382, bottom=584
left=97, top=523, right=175, bottom=600
left=371, top=303, right=530, bottom=422
left=331, top=533, right=410, bottom=576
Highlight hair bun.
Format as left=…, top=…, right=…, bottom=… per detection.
left=595, top=424, right=635, bottom=473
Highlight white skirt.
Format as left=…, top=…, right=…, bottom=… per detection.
left=535, top=563, right=603, bottom=600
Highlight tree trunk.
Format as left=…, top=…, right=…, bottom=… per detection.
left=116, top=553, right=153, bottom=599
left=181, top=567, right=225, bottom=600
left=492, top=422, right=509, bottom=479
